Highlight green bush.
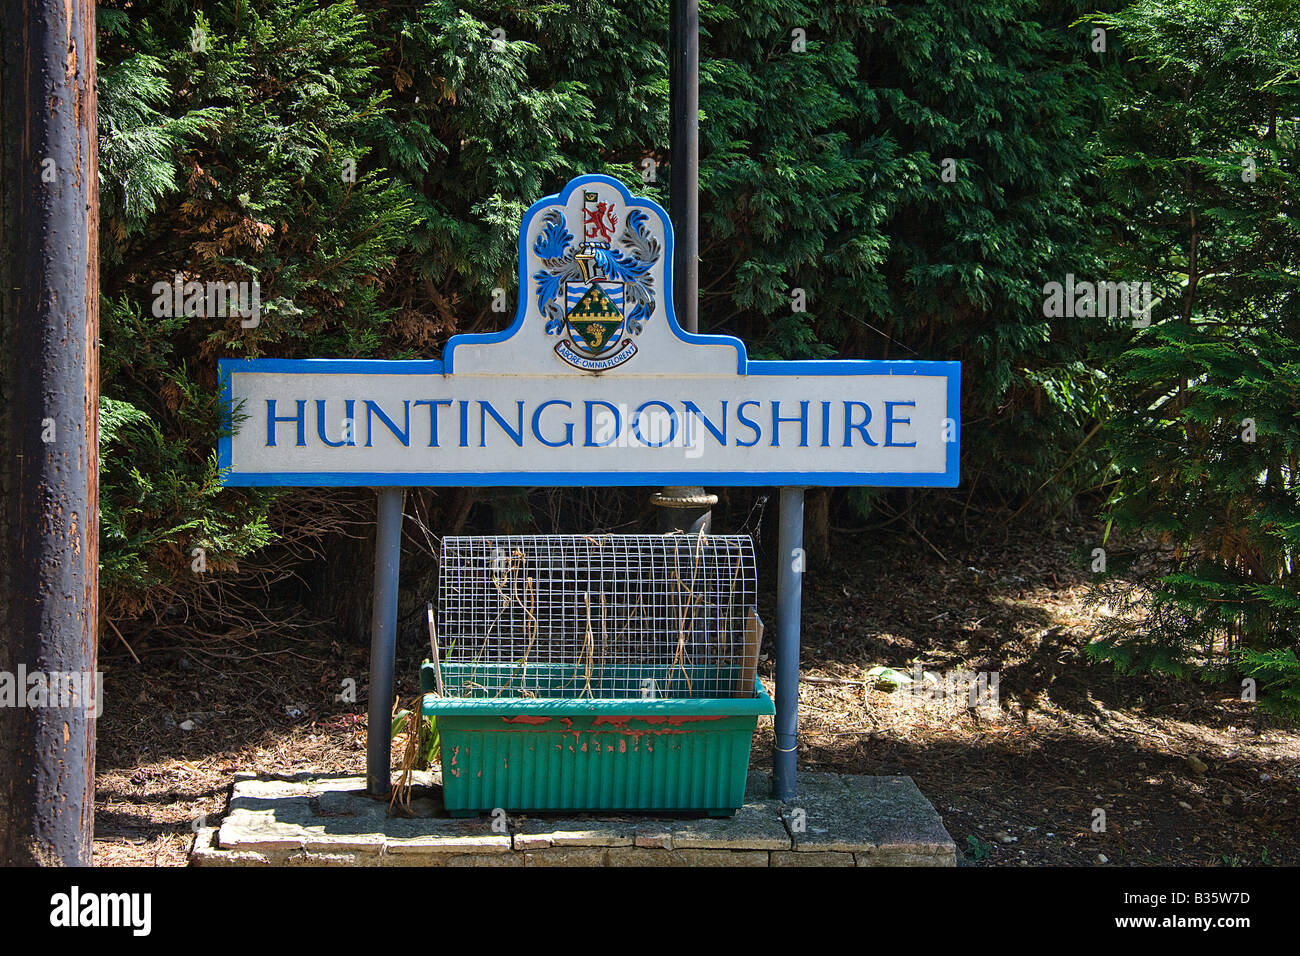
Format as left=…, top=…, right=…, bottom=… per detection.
left=97, top=0, right=417, bottom=627
left=1086, top=0, right=1300, bottom=714
left=96, top=0, right=1113, bottom=639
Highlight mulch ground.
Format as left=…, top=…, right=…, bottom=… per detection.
left=92, top=507, right=1300, bottom=866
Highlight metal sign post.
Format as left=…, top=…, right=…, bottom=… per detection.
left=366, top=487, right=405, bottom=796
left=655, top=0, right=713, bottom=537
left=669, top=0, right=699, bottom=335
left=773, top=487, right=805, bottom=800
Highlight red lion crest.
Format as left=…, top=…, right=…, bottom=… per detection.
left=583, top=201, right=618, bottom=243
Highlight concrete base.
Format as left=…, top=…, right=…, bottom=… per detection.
left=190, top=770, right=956, bottom=867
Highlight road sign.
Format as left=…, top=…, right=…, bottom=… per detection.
left=220, top=175, right=959, bottom=488
left=217, top=173, right=962, bottom=800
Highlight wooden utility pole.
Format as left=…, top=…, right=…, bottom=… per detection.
left=0, top=0, right=100, bottom=865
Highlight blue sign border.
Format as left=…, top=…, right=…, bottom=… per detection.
left=218, top=174, right=960, bottom=489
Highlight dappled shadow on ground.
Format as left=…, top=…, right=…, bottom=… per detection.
left=761, top=508, right=1300, bottom=866
left=93, top=506, right=1299, bottom=866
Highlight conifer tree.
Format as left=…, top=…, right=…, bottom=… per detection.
left=97, top=0, right=417, bottom=626
left=95, top=0, right=1112, bottom=639
left=1087, top=0, right=1300, bottom=713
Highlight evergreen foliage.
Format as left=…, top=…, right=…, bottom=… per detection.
left=92, top=0, right=1120, bottom=640
left=97, top=0, right=417, bottom=624
left=1086, top=0, right=1300, bottom=714
left=701, top=1, right=1110, bottom=501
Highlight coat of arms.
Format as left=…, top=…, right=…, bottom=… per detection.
left=533, top=188, right=661, bottom=371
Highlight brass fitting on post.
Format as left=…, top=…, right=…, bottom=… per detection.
left=650, top=486, right=718, bottom=534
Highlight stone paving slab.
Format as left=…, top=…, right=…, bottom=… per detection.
left=196, top=771, right=955, bottom=866
left=384, top=820, right=511, bottom=854
left=840, top=775, right=957, bottom=865
left=633, top=826, right=673, bottom=849
left=512, top=818, right=639, bottom=849
left=771, top=850, right=856, bottom=867
left=218, top=773, right=509, bottom=856
left=523, top=847, right=612, bottom=867
left=667, top=771, right=791, bottom=850
left=605, top=847, right=770, bottom=867
left=775, top=772, right=856, bottom=851
left=857, top=849, right=954, bottom=867
left=775, top=772, right=951, bottom=858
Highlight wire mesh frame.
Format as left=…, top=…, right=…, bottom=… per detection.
left=436, top=534, right=758, bottom=700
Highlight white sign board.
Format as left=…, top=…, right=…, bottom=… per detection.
left=219, top=175, right=959, bottom=487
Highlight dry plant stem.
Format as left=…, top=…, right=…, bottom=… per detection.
left=667, top=534, right=705, bottom=696
left=727, top=543, right=744, bottom=678
left=499, top=569, right=538, bottom=697
left=470, top=549, right=538, bottom=698
left=389, top=695, right=425, bottom=814
left=107, top=617, right=141, bottom=664
left=580, top=591, right=595, bottom=699
left=599, top=592, right=608, bottom=691
left=476, top=551, right=521, bottom=667
left=473, top=550, right=533, bottom=695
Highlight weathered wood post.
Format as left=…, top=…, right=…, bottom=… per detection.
left=0, top=0, right=100, bottom=865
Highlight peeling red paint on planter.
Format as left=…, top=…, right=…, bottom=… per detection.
left=592, top=714, right=724, bottom=727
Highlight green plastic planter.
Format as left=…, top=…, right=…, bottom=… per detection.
left=421, top=663, right=773, bottom=817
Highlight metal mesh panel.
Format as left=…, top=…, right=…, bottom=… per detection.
left=436, top=534, right=758, bottom=700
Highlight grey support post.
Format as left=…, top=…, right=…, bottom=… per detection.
left=366, top=487, right=407, bottom=797
left=773, top=485, right=805, bottom=800
left=653, top=0, right=711, bottom=535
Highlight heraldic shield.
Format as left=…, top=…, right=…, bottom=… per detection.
left=535, top=183, right=657, bottom=371
left=564, top=278, right=626, bottom=356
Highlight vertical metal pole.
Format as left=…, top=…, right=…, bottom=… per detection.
left=669, top=0, right=699, bottom=336
left=366, top=487, right=406, bottom=797
left=657, top=0, right=712, bottom=534
left=0, top=0, right=100, bottom=866
left=773, top=486, right=805, bottom=801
